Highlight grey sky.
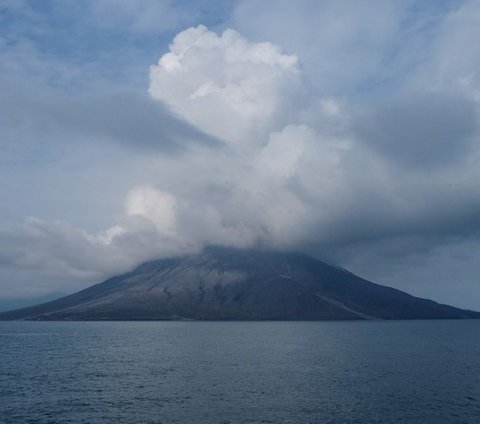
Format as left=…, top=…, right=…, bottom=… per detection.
left=1, top=0, right=480, bottom=309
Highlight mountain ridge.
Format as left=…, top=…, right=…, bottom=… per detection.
left=1, top=246, right=478, bottom=320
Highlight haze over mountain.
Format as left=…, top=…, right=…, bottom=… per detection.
left=1, top=247, right=477, bottom=321
left=0, top=292, right=64, bottom=313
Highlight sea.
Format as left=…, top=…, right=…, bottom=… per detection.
left=1, top=320, right=479, bottom=424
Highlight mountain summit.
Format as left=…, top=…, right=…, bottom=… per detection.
left=1, top=247, right=478, bottom=320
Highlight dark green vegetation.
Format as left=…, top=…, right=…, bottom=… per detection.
left=1, top=247, right=478, bottom=320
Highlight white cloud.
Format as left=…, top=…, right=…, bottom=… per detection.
left=126, top=185, right=177, bottom=236
left=0, top=201, right=195, bottom=295
left=256, top=125, right=311, bottom=179
left=149, top=25, right=301, bottom=146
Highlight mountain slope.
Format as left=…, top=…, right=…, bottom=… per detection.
left=0, top=247, right=478, bottom=320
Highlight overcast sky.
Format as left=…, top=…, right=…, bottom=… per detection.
left=1, top=0, right=480, bottom=309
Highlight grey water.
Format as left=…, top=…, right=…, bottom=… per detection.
left=1, top=321, right=479, bottom=424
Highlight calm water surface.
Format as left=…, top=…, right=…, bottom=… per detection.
left=1, top=320, right=479, bottom=424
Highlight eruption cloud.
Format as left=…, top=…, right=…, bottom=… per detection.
left=2, top=20, right=480, bottom=308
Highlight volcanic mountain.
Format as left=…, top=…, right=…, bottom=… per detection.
left=1, top=247, right=478, bottom=320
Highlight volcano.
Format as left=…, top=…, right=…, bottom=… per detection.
left=1, top=247, right=478, bottom=320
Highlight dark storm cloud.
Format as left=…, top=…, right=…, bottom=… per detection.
left=0, top=81, right=219, bottom=154
left=57, top=92, right=221, bottom=153
left=356, top=92, right=477, bottom=169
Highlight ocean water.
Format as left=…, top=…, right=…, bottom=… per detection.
left=1, top=320, right=479, bottom=424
